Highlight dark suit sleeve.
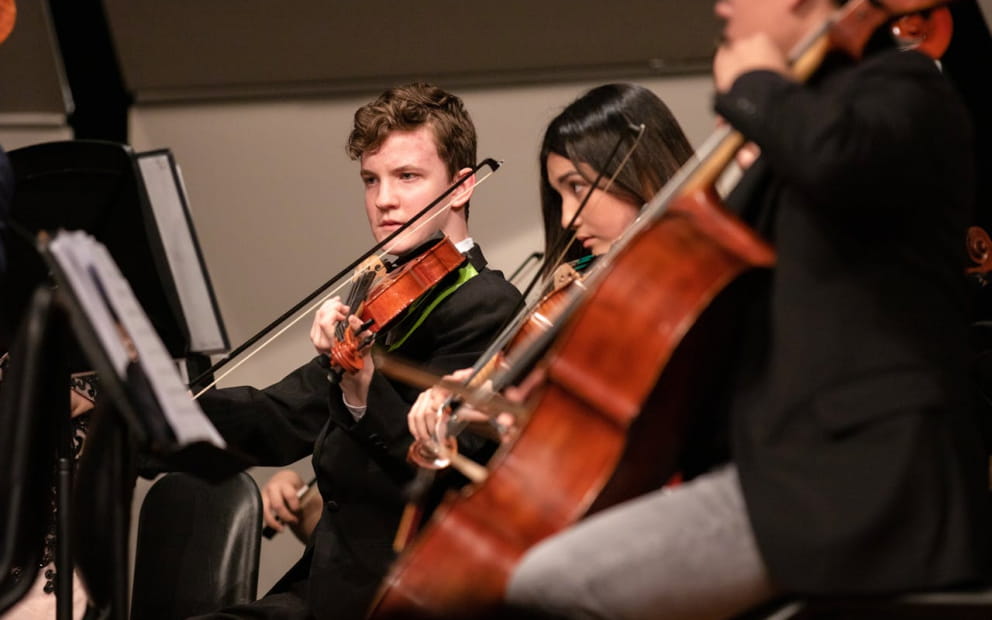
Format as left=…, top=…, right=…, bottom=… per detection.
left=336, top=270, right=522, bottom=466
left=197, top=359, right=331, bottom=466
left=715, top=50, right=971, bottom=213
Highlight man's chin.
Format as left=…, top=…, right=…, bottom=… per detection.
left=379, top=229, right=440, bottom=257
left=380, top=237, right=417, bottom=257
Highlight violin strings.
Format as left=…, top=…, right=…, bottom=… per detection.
left=337, top=268, right=379, bottom=341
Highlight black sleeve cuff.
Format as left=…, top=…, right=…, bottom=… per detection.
left=714, top=70, right=795, bottom=141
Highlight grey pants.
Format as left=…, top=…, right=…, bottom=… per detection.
left=506, top=465, right=777, bottom=620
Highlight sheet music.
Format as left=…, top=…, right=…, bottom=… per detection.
left=49, top=231, right=226, bottom=448
left=47, top=232, right=131, bottom=375
left=137, top=151, right=227, bottom=353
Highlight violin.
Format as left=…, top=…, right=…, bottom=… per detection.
left=368, top=2, right=957, bottom=618
left=501, top=260, right=586, bottom=359
left=328, top=235, right=467, bottom=377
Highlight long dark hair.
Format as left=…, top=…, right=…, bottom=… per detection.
left=539, top=83, right=693, bottom=276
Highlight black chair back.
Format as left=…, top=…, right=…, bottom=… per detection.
left=130, top=471, right=262, bottom=620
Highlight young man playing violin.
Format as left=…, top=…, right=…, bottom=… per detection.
left=193, top=82, right=521, bottom=620
left=502, top=1, right=992, bottom=618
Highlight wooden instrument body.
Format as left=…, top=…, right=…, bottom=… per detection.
left=331, top=237, right=467, bottom=374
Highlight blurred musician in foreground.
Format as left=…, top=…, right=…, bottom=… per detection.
left=192, top=83, right=520, bottom=619
left=504, top=1, right=992, bottom=618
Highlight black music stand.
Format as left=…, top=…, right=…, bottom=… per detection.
left=0, top=140, right=229, bottom=372
left=0, top=141, right=234, bottom=620
left=0, top=232, right=252, bottom=620
left=0, top=287, right=69, bottom=617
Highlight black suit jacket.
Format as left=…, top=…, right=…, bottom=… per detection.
left=715, top=49, right=991, bottom=593
left=198, top=245, right=521, bottom=619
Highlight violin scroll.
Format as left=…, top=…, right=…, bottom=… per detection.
left=826, top=0, right=954, bottom=63
left=966, top=226, right=992, bottom=283
left=326, top=236, right=467, bottom=378
left=329, top=323, right=373, bottom=375
left=407, top=432, right=460, bottom=470
left=890, top=5, right=953, bottom=58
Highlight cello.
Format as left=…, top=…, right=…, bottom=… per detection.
left=369, top=1, right=955, bottom=617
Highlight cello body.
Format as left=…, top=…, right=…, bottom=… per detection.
left=369, top=191, right=774, bottom=618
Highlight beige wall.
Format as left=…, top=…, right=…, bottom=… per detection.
left=0, top=116, right=72, bottom=150
left=126, top=75, right=716, bottom=594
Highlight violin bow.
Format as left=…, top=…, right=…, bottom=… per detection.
left=190, top=158, right=503, bottom=397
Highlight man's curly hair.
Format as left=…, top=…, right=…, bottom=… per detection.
left=347, top=82, right=477, bottom=179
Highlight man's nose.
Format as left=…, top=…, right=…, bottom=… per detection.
left=376, top=180, right=398, bottom=209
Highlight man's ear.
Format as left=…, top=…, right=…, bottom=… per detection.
left=448, top=167, right=476, bottom=211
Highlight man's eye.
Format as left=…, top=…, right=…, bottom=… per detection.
left=400, top=172, right=418, bottom=181
left=362, top=177, right=377, bottom=186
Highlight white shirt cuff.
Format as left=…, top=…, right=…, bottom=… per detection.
left=342, top=393, right=367, bottom=421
